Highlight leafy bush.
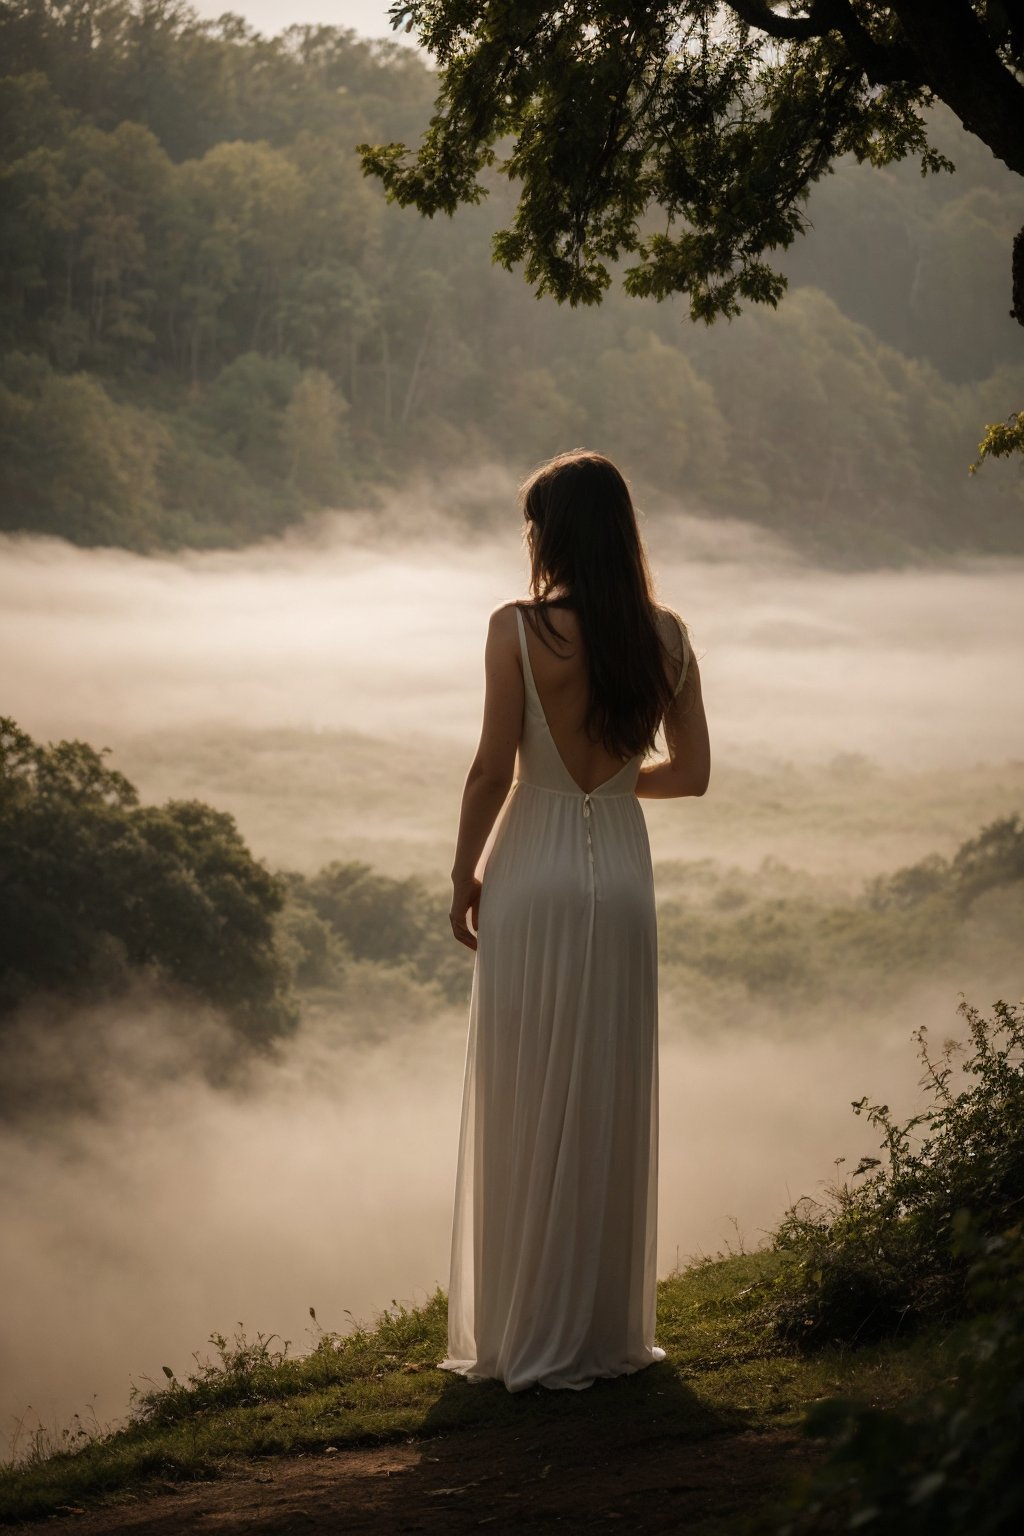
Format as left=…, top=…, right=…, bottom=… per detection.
left=283, top=862, right=473, bottom=1004
left=866, top=815, right=1024, bottom=914
left=274, top=890, right=349, bottom=991
left=130, top=1323, right=297, bottom=1429
left=755, top=997, right=1024, bottom=1348
left=0, top=717, right=295, bottom=1043
left=127, top=1293, right=447, bottom=1430
left=658, top=815, right=1024, bottom=1011
left=778, top=1211, right=1024, bottom=1535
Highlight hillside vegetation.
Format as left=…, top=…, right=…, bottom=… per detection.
left=2, top=712, right=1024, bottom=1124
left=1, top=0, right=1022, bottom=565
left=3, top=717, right=1022, bottom=1122
left=0, top=717, right=294, bottom=1069
left=2, top=721, right=1021, bottom=1526
left=1, top=993, right=1020, bottom=1532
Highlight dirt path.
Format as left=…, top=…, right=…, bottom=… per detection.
left=7, top=1422, right=824, bottom=1534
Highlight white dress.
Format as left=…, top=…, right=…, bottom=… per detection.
left=439, top=604, right=690, bottom=1391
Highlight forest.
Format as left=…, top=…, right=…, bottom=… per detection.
left=1, top=0, right=1023, bottom=566
left=4, top=714, right=1023, bottom=1123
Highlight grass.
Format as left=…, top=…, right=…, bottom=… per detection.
left=0, top=1246, right=957, bottom=1527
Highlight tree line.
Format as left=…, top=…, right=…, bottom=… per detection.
left=3, top=715, right=1021, bottom=1121
left=0, top=0, right=1021, bottom=563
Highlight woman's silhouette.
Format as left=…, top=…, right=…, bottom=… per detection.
left=440, top=449, right=711, bottom=1391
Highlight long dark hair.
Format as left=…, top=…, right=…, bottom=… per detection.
left=518, top=449, right=684, bottom=760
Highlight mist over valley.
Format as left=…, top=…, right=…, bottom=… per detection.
left=3, top=504, right=1023, bottom=1451
left=2, top=0, right=1023, bottom=1487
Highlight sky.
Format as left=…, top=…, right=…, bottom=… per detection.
left=189, top=0, right=410, bottom=41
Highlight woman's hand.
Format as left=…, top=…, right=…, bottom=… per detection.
left=450, top=875, right=482, bottom=950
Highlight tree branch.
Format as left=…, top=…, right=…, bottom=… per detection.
left=725, top=1, right=827, bottom=40
left=826, top=0, right=925, bottom=85
left=888, top=0, right=1024, bottom=176
left=726, top=0, right=923, bottom=85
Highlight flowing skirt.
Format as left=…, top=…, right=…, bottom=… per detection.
left=439, top=780, right=665, bottom=1391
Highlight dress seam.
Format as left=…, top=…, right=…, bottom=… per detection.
left=514, top=778, right=637, bottom=800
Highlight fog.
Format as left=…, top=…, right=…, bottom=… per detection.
left=5, top=482, right=1024, bottom=769
left=2, top=488, right=1023, bottom=1456
left=190, top=1, right=402, bottom=46
left=0, top=982, right=948, bottom=1456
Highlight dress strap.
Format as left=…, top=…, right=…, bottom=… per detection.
left=669, top=611, right=690, bottom=696
left=514, top=604, right=540, bottom=704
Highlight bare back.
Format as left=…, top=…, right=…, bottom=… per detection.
left=515, top=600, right=685, bottom=795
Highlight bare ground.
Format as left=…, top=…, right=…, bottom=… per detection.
left=5, top=1421, right=826, bottom=1534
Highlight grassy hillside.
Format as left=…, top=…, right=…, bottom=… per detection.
left=0, top=1249, right=954, bottom=1529
left=3, top=995, right=1021, bottom=1531
left=3, top=721, right=1020, bottom=1527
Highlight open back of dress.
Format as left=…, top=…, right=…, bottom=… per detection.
left=439, top=604, right=690, bottom=1391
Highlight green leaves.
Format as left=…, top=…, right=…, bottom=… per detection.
left=780, top=1217, right=1024, bottom=1535
left=971, top=409, right=1024, bottom=471
left=361, top=3, right=951, bottom=318
left=3, top=0, right=1021, bottom=545
left=759, top=996, right=1024, bottom=1353
left=0, top=719, right=295, bottom=1046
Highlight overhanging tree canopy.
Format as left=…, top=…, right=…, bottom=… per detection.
left=360, top=4, right=1024, bottom=386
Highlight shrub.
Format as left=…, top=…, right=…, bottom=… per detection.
left=285, top=862, right=473, bottom=1004
left=0, top=717, right=294, bottom=1043
left=778, top=1210, right=1024, bottom=1535
left=755, top=997, right=1024, bottom=1348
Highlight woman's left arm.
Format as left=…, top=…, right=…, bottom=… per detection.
left=449, top=604, right=524, bottom=950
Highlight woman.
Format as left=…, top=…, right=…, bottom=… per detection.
left=440, top=449, right=711, bottom=1392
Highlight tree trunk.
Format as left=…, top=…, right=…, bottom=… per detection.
left=890, top=2, right=1024, bottom=331
left=381, top=325, right=392, bottom=430
left=190, top=321, right=201, bottom=391
left=401, top=308, right=435, bottom=427
left=890, top=0, right=1024, bottom=177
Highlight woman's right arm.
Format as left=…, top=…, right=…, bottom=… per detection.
left=635, top=653, right=711, bottom=799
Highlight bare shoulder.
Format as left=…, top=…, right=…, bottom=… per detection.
left=653, top=604, right=695, bottom=700
left=487, top=600, right=523, bottom=631
left=653, top=600, right=687, bottom=626
left=484, top=602, right=524, bottom=660
left=653, top=602, right=690, bottom=646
